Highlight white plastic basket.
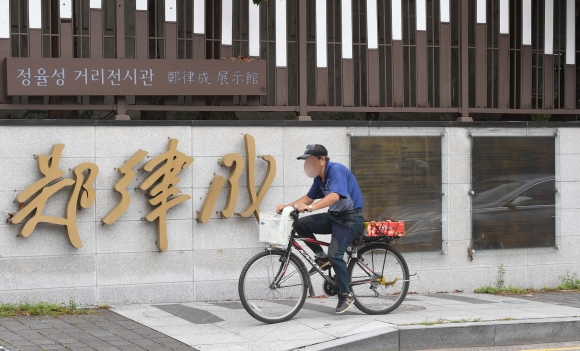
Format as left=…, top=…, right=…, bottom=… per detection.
left=258, top=207, right=294, bottom=247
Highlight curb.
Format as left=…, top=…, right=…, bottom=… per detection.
left=295, top=317, right=580, bottom=351
left=296, top=327, right=399, bottom=351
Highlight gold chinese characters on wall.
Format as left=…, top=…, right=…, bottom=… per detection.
left=197, top=134, right=276, bottom=224
left=8, top=134, right=276, bottom=252
left=11, top=144, right=98, bottom=249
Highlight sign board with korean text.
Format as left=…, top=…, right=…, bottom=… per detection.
left=5, top=58, right=267, bottom=96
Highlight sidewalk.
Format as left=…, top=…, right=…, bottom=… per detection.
left=110, top=292, right=580, bottom=351
left=1, top=292, right=579, bottom=351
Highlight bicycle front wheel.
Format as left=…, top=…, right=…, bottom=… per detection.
left=348, top=243, right=409, bottom=315
left=238, top=250, right=308, bottom=324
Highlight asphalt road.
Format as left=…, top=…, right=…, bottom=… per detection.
left=427, top=341, right=580, bottom=351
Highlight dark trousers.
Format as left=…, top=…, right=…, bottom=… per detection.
left=295, top=212, right=364, bottom=295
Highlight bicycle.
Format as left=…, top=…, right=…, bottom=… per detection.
left=238, top=210, right=410, bottom=324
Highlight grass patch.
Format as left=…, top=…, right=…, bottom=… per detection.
left=475, top=285, right=580, bottom=294
left=411, top=318, right=487, bottom=326
left=0, top=300, right=94, bottom=317
left=474, top=285, right=533, bottom=294
left=475, top=269, right=580, bottom=295
left=417, top=319, right=445, bottom=326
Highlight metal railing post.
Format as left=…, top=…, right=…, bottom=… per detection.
left=297, top=0, right=311, bottom=120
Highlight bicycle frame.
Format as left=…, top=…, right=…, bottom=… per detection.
left=270, top=210, right=394, bottom=291
left=290, top=236, right=336, bottom=287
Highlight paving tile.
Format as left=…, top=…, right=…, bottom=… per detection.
left=0, top=311, right=197, bottom=351
left=427, top=294, right=498, bottom=304
left=152, top=304, right=224, bottom=324
left=9, top=340, right=36, bottom=346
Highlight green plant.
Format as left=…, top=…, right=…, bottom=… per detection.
left=327, top=112, right=360, bottom=120
left=474, top=285, right=531, bottom=294
left=197, top=111, right=237, bottom=120
left=22, top=110, right=49, bottom=119
left=531, top=114, right=551, bottom=122
left=69, top=297, right=77, bottom=310
left=175, top=111, right=199, bottom=120
left=475, top=270, right=580, bottom=295
left=502, top=286, right=529, bottom=294
left=558, top=271, right=580, bottom=290
left=474, top=284, right=536, bottom=294
left=0, top=301, right=93, bottom=317
left=495, top=264, right=506, bottom=290
left=475, top=285, right=499, bottom=294
left=79, top=110, right=96, bottom=119
left=417, top=319, right=445, bottom=326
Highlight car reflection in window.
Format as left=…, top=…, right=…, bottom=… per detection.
left=377, top=175, right=556, bottom=252
left=472, top=174, right=555, bottom=250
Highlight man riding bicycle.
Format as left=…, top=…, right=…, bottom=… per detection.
left=276, top=144, right=364, bottom=314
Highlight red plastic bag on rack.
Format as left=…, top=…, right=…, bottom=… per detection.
left=364, top=221, right=405, bottom=237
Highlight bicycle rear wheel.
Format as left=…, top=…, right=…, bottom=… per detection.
left=348, top=243, right=409, bottom=315
left=238, top=250, right=308, bottom=324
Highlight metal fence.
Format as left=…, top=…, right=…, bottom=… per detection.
left=0, top=0, right=578, bottom=118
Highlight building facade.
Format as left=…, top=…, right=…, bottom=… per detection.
left=0, top=0, right=578, bottom=119
left=0, top=122, right=579, bottom=305
left=0, top=1, right=579, bottom=306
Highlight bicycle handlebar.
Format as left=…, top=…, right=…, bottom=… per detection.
left=276, top=207, right=301, bottom=216
left=289, top=209, right=300, bottom=222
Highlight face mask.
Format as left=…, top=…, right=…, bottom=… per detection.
left=304, top=162, right=319, bottom=178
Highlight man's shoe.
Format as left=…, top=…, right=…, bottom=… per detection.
left=308, top=257, right=330, bottom=275
left=336, top=292, right=355, bottom=314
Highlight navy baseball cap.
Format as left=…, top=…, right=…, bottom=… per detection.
left=297, top=144, right=328, bottom=160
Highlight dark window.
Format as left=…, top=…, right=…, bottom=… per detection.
left=471, top=137, right=556, bottom=250
left=351, top=136, right=442, bottom=252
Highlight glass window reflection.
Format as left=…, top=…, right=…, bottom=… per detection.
left=471, top=137, right=556, bottom=250
left=351, top=136, right=442, bottom=252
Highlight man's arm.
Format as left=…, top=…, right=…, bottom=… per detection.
left=288, top=195, right=314, bottom=207
left=293, top=192, right=339, bottom=213
left=276, top=195, right=313, bottom=213
left=277, top=192, right=340, bottom=213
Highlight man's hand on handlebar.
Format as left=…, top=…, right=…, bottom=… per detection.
left=293, top=203, right=310, bottom=213
left=276, top=203, right=310, bottom=214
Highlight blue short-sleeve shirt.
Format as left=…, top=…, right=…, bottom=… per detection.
left=306, top=161, right=364, bottom=212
